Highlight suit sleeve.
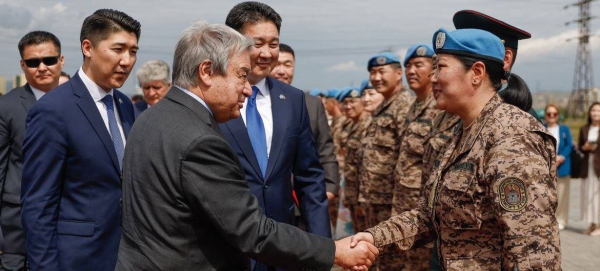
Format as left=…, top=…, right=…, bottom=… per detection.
left=487, top=132, right=561, bottom=270
left=314, top=99, right=339, bottom=195
left=0, top=103, right=9, bottom=200
left=180, top=134, right=335, bottom=271
left=21, top=100, right=67, bottom=271
left=293, top=95, right=332, bottom=237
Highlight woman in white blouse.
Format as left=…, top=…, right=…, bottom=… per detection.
left=578, top=101, right=600, bottom=236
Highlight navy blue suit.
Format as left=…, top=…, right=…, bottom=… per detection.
left=133, top=99, right=148, bottom=119
left=220, top=79, right=331, bottom=264
left=21, top=72, right=134, bottom=271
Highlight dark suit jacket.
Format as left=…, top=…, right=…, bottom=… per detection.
left=133, top=99, right=148, bottom=118
left=21, top=73, right=134, bottom=271
left=305, top=93, right=339, bottom=195
left=116, top=87, right=335, bottom=271
left=578, top=124, right=600, bottom=178
left=0, top=85, right=36, bottom=256
left=220, top=78, right=331, bottom=238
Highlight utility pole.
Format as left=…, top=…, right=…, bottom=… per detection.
left=566, top=0, right=596, bottom=117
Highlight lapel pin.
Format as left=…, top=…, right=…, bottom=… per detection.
left=119, top=98, right=123, bottom=104
left=279, top=94, right=286, bottom=100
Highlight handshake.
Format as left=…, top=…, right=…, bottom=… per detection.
left=333, top=232, right=378, bottom=270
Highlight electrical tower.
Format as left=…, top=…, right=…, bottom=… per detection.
left=566, top=0, right=596, bottom=117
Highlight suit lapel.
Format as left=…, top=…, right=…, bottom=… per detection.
left=113, top=92, right=132, bottom=137
left=265, top=78, right=287, bottom=181
left=224, top=117, right=264, bottom=181
left=20, top=84, right=37, bottom=113
left=71, top=74, right=120, bottom=173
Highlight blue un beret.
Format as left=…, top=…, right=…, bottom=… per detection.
left=359, top=79, right=373, bottom=92
left=308, top=88, right=322, bottom=97
left=337, top=87, right=362, bottom=102
left=403, top=44, right=435, bottom=67
left=325, top=88, right=340, bottom=98
left=367, top=52, right=401, bottom=71
left=432, top=28, right=505, bottom=64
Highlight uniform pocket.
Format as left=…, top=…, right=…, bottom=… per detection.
left=439, top=169, right=481, bottom=230
left=57, top=220, right=95, bottom=236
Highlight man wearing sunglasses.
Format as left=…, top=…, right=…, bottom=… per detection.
left=21, top=9, right=138, bottom=271
left=0, top=30, right=64, bottom=271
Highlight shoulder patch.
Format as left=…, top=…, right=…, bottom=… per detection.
left=498, top=177, right=527, bottom=212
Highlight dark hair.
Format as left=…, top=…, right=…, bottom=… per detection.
left=455, top=55, right=504, bottom=91
left=499, top=73, right=532, bottom=111
left=80, top=9, right=141, bottom=47
left=279, top=43, right=294, bottom=59
left=587, top=102, right=600, bottom=125
left=225, top=1, right=282, bottom=33
left=18, top=31, right=61, bottom=58
left=60, top=71, right=71, bottom=79
left=131, top=94, right=143, bottom=103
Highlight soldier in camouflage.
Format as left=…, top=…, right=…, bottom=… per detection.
left=360, top=52, right=414, bottom=270
left=391, top=44, right=438, bottom=271
left=352, top=28, right=561, bottom=271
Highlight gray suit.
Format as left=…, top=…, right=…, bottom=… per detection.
left=0, top=85, right=36, bottom=270
left=116, top=87, right=335, bottom=271
left=305, top=94, right=339, bottom=195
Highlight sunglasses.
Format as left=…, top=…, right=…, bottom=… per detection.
left=546, top=112, right=558, bottom=117
left=23, top=55, right=60, bottom=68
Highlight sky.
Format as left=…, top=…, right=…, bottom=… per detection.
left=1, top=0, right=599, bottom=96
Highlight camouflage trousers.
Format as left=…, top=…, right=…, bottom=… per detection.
left=349, top=203, right=368, bottom=233
left=366, top=203, right=404, bottom=271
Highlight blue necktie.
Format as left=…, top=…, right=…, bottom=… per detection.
left=246, top=86, right=268, bottom=178
left=101, top=95, right=125, bottom=172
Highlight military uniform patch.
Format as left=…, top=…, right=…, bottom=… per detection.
left=416, top=46, right=427, bottom=56
left=498, top=177, right=527, bottom=212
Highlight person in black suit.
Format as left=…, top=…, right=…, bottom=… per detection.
left=116, top=20, right=377, bottom=271
left=21, top=10, right=138, bottom=271
left=269, top=43, right=340, bottom=229
left=133, top=60, right=171, bottom=118
left=0, top=30, right=64, bottom=271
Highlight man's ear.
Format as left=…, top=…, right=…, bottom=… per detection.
left=503, top=48, right=514, bottom=71
left=198, top=59, right=213, bottom=87
left=82, top=39, right=93, bottom=58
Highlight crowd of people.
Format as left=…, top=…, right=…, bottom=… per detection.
left=0, top=1, right=599, bottom=271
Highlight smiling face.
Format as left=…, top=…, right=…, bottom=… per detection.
left=369, top=64, right=403, bottom=98
left=343, top=97, right=364, bottom=121
left=240, top=21, right=279, bottom=85
left=405, top=57, right=433, bottom=93
left=82, top=30, right=138, bottom=92
left=269, top=50, right=294, bottom=84
left=207, top=50, right=252, bottom=123
left=361, top=88, right=384, bottom=113
left=20, top=42, right=64, bottom=92
left=430, top=53, right=472, bottom=114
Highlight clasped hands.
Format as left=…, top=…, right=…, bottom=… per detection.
left=333, top=232, right=377, bottom=270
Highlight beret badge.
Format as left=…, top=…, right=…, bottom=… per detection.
left=435, top=32, right=446, bottom=49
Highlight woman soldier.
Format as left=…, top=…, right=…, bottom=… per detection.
left=351, top=28, right=560, bottom=271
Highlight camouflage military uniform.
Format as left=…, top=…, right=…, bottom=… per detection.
left=343, top=113, right=372, bottom=233
left=421, top=111, right=462, bottom=188
left=330, top=115, right=347, bottom=174
left=359, top=88, right=414, bottom=270
left=366, top=95, right=561, bottom=271
left=390, top=92, right=439, bottom=271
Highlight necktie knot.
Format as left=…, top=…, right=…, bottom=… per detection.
left=251, top=86, right=260, bottom=100
left=102, top=95, right=114, bottom=109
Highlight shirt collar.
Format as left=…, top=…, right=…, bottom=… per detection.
left=252, top=78, right=270, bottom=97
left=174, top=85, right=213, bottom=115
left=78, top=68, right=115, bottom=102
left=29, top=85, right=46, bottom=101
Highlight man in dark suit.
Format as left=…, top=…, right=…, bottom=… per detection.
left=0, top=31, right=64, bottom=271
left=269, top=43, right=340, bottom=228
left=221, top=5, right=331, bottom=270
left=133, top=59, right=171, bottom=118
left=116, top=20, right=377, bottom=271
left=21, top=9, right=139, bottom=271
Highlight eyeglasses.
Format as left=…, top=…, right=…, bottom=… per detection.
left=23, top=56, right=60, bottom=68
left=546, top=112, right=558, bottom=117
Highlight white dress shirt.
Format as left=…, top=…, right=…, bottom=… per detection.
left=78, top=68, right=126, bottom=147
left=30, top=86, right=46, bottom=101
left=239, top=78, right=273, bottom=157
left=175, top=85, right=212, bottom=115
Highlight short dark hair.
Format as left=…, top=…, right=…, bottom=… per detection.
left=18, top=31, right=61, bottom=58
left=225, top=1, right=282, bottom=33
left=279, top=43, right=294, bottom=59
left=80, top=9, right=141, bottom=47
left=60, top=71, right=71, bottom=79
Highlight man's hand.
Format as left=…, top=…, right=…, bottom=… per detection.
left=326, top=192, right=335, bottom=201
left=334, top=235, right=378, bottom=270
left=350, top=232, right=375, bottom=248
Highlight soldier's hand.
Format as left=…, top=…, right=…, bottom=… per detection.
left=333, top=236, right=378, bottom=269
